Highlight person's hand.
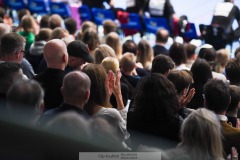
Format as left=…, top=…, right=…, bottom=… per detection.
left=179, top=88, right=195, bottom=108
left=107, top=70, right=115, bottom=96
left=112, top=70, right=122, bottom=96
left=227, top=147, right=238, bottom=160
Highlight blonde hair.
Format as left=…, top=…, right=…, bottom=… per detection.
left=106, top=32, right=122, bottom=60
left=20, top=15, right=35, bottom=33
left=101, top=57, right=119, bottom=73
left=179, top=108, right=224, bottom=160
left=136, top=39, right=154, bottom=71
left=214, top=49, right=229, bottom=74
left=50, top=27, right=69, bottom=40
left=94, top=44, right=116, bottom=64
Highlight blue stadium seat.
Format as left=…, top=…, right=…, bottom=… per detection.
left=28, top=0, right=50, bottom=15
left=91, top=8, right=115, bottom=25
left=119, top=13, right=142, bottom=36
left=6, top=0, right=26, bottom=10
left=144, top=17, right=170, bottom=34
left=183, top=23, right=198, bottom=40
left=78, top=5, right=92, bottom=22
left=49, top=2, right=71, bottom=18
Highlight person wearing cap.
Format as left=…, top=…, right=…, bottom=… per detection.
left=65, top=40, right=94, bottom=73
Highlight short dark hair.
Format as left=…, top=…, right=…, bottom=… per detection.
left=204, top=79, right=230, bottom=113
left=122, top=40, right=137, bottom=55
left=227, top=85, right=240, bottom=112
left=191, top=58, right=213, bottom=84
left=198, top=47, right=216, bottom=66
left=151, top=54, right=175, bottom=74
left=184, top=43, right=197, bottom=59
left=0, top=62, right=22, bottom=93
left=225, top=58, right=240, bottom=85
left=169, top=42, right=187, bottom=66
left=64, top=17, right=77, bottom=35
left=40, top=15, right=50, bottom=28
left=0, top=32, right=25, bottom=56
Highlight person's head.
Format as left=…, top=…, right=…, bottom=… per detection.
left=0, top=62, right=24, bottom=94
left=214, top=49, right=229, bottom=73
left=225, top=58, right=240, bottom=85
left=156, top=28, right=169, bottom=44
left=105, top=32, right=122, bottom=60
left=82, top=28, right=100, bottom=55
left=49, top=14, right=63, bottom=30
left=234, top=47, right=240, bottom=58
left=7, top=79, right=44, bottom=124
left=197, top=44, right=216, bottom=67
left=61, top=71, right=91, bottom=108
left=169, top=42, right=187, bottom=66
left=122, top=39, right=137, bottom=55
left=179, top=108, right=223, bottom=160
left=17, top=9, right=30, bottom=22
left=204, top=79, right=230, bottom=113
left=184, top=43, right=197, bottom=60
left=0, top=23, right=11, bottom=39
left=40, top=15, right=50, bottom=28
left=94, top=44, right=116, bottom=64
left=50, top=27, right=69, bottom=40
left=0, top=32, right=26, bottom=63
left=20, top=15, right=35, bottom=33
left=134, top=73, right=179, bottom=120
left=64, top=17, right=77, bottom=35
left=82, top=64, right=109, bottom=110
left=80, top=21, right=97, bottom=33
left=101, top=57, right=119, bottom=73
left=227, top=85, right=240, bottom=112
left=46, top=111, right=91, bottom=140
left=136, top=39, right=154, bottom=70
left=167, top=70, right=193, bottom=96
left=151, top=54, right=175, bottom=76
left=67, top=40, right=94, bottom=69
left=43, top=39, right=68, bottom=69
left=191, top=58, right=213, bottom=85
left=120, top=52, right=136, bottom=73
left=103, top=20, right=117, bottom=35
left=35, top=28, right=52, bottom=42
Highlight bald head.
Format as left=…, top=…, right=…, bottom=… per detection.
left=44, top=39, right=68, bottom=69
left=62, top=71, right=91, bottom=107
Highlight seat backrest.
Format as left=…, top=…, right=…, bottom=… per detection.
left=78, top=5, right=92, bottom=22
left=144, top=17, right=170, bottom=34
left=183, top=23, right=198, bottom=40
left=28, top=0, right=50, bottom=15
left=50, top=2, right=71, bottom=18
left=7, top=0, right=26, bottom=10
left=91, top=8, right=115, bottom=25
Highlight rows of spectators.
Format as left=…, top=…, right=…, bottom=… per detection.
left=0, top=1, right=240, bottom=160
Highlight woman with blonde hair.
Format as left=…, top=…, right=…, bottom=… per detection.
left=106, top=32, right=122, bottom=60
left=136, top=39, right=154, bottom=71
left=18, top=15, right=36, bottom=51
left=94, top=44, right=116, bottom=64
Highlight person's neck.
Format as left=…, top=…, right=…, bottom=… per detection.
left=217, top=111, right=226, bottom=116
left=64, top=100, right=84, bottom=110
left=155, top=42, right=166, bottom=46
left=47, top=64, right=65, bottom=70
